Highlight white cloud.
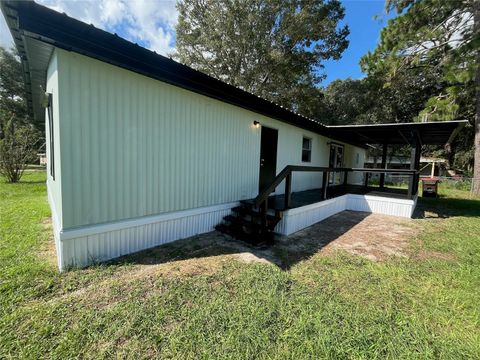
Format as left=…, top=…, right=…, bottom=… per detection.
left=0, top=11, right=14, bottom=49
left=37, top=0, right=178, bottom=55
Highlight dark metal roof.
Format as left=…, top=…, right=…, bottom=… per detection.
left=326, top=121, right=468, bottom=145
left=1, top=0, right=467, bottom=147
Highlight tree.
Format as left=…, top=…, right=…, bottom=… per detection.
left=174, top=0, right=349, bottom=118
left=0, top=47, right=30, bottom=125
left=322, top=66, right=440, bottom=126
left=0, top=47, right=40, bottom=182
left=474, top=0, right=479, bottom=193
left=0, top=115, right=39, bottom=183
left=359, top=0, right=479, bottom=190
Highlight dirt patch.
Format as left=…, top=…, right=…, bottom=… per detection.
left=317, top=212, right=418, bottom=261
left=37, top=217, right=57, bottom=267
left=106, top=211, right=419, bottom=272
left=273, top=211, right=419, bottom=266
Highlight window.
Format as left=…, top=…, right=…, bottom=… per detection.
left=356, top=152, right=360, bottom=165
left=302, top=137, right=312, bottom=162
left=47, top=93, right=55, bottom=180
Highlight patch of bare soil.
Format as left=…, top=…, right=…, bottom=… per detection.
left=111, top=210, right=420, bottom=273
left=278, top=211, right=419, bottom=265
left=54, top=234, right=272, bottom=309
left=319, top=212, right=417, bottom=261
left=37, top=217, right=57, bottom=267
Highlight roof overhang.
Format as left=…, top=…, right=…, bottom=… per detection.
left=2, top=1, right=55, bottom=124
left=326, top=120, right=468, bottom=146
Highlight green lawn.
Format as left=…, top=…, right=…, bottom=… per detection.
left=1, top=171, right=479, bottom=359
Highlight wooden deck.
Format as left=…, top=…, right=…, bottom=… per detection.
left=266, top=185, right=410, bottom=211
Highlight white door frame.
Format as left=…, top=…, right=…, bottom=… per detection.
left=329, top=143, right=344, bottom=185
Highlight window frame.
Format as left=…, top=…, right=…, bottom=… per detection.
left=301, top=136, right=312, bottom=163
left=47, top=93, right=55, bottom=180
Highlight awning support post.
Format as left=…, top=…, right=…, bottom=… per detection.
left=379, top=142, right=388, bottom=188
left=285, top=172, right=292, bottom=209
left=322, top=171, right=328, bottom=200
left=408, top=134, right=421, bottom=198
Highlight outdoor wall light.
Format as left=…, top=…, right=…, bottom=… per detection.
left=253, top=121, right=260, bottom=128
left=39, top=86, right=50, bottom=108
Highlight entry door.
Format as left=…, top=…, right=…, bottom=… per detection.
left=329, top=144, right=344, bottom=185
left=259, top=126, right=278, bottom=192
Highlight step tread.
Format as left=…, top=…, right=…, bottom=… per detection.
left=239, top=199, right=255, bottom=207
left=231, top=207, right=281, bottom=222
left=224, top=215, right=258, bottom=227
left=215, top=224, right=273, bottom=246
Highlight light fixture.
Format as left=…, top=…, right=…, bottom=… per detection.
left=39, top=86, right=50, bottom=108
left=253, top=121, right=260, bottom=128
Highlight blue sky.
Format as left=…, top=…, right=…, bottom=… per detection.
left=322, top=0, right=395, bottom=85
left=0, top=0, right=395, bottom=86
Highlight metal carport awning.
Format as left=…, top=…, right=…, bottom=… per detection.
left=327, top=120, right=468, bottom=146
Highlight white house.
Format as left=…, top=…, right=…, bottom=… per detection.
left=2, top=1, right=466, bottom=270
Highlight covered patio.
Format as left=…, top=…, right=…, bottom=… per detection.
left=259, top=120, right=468, bottom=212
left=248, top=120, right=467, bottom=237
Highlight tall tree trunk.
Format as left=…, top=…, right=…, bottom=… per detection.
left=445, top=142, right=455, bottom=170
left=473, top=0, right=480, bottom=194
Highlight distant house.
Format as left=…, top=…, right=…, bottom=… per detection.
left=38, top=153, right=47, bottom=166
left=2, top=1, right=466, bottom=270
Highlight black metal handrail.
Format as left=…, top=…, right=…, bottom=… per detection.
left=253, top=165, right=419, bottom=210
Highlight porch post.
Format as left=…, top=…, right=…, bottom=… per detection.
left=322, top=171, right=328, bottom=200
left=408, top=134, right=421, bottom=198
left=285, top=173, right=292, bottom=209
left=379, top=142, right=388, bottom=188
left=414, top=140, right=421, bottom=195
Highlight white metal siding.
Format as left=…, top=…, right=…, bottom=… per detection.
left=46, top=51, right=63, bottom=228
left=55, top=49, right=365, bottom=229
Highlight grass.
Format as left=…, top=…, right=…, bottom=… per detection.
left=1, top=171, right=479, bottom=359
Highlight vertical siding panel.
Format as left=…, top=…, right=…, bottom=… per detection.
left=167, top=86, right=174, bottom=213
left=81, top=65, right=90, bottom=224
left=156, top=86, right=161, bottom=213
left=108, top=68, right=116, bottom=221
left=148, top=83, right=154, bottom=215
left=118, top=74, right=126, bottom=221
left=97, top=65, right=105, bottom=223
left=125, top=77, right=133, bottom=219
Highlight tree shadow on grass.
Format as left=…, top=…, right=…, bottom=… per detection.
left=109, top=211, right=371, bottom=271
left=413, top=196, right=480, bottom=219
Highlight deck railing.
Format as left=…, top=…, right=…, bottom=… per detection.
left=253, top=165, right=419, bottom=214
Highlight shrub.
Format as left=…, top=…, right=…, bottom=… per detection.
left=0, top=115, right=40, bottom=183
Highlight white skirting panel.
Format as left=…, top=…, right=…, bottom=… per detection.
left=274, top=195, right=348, bottom=235
left=346, top=194, right=417, bottom=218
left=54, top=202, right=238, bottom=271
left=275, top=194, right=417, bottom=236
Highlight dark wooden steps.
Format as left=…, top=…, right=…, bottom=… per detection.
left=215, top=201, right=281, bottom=246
